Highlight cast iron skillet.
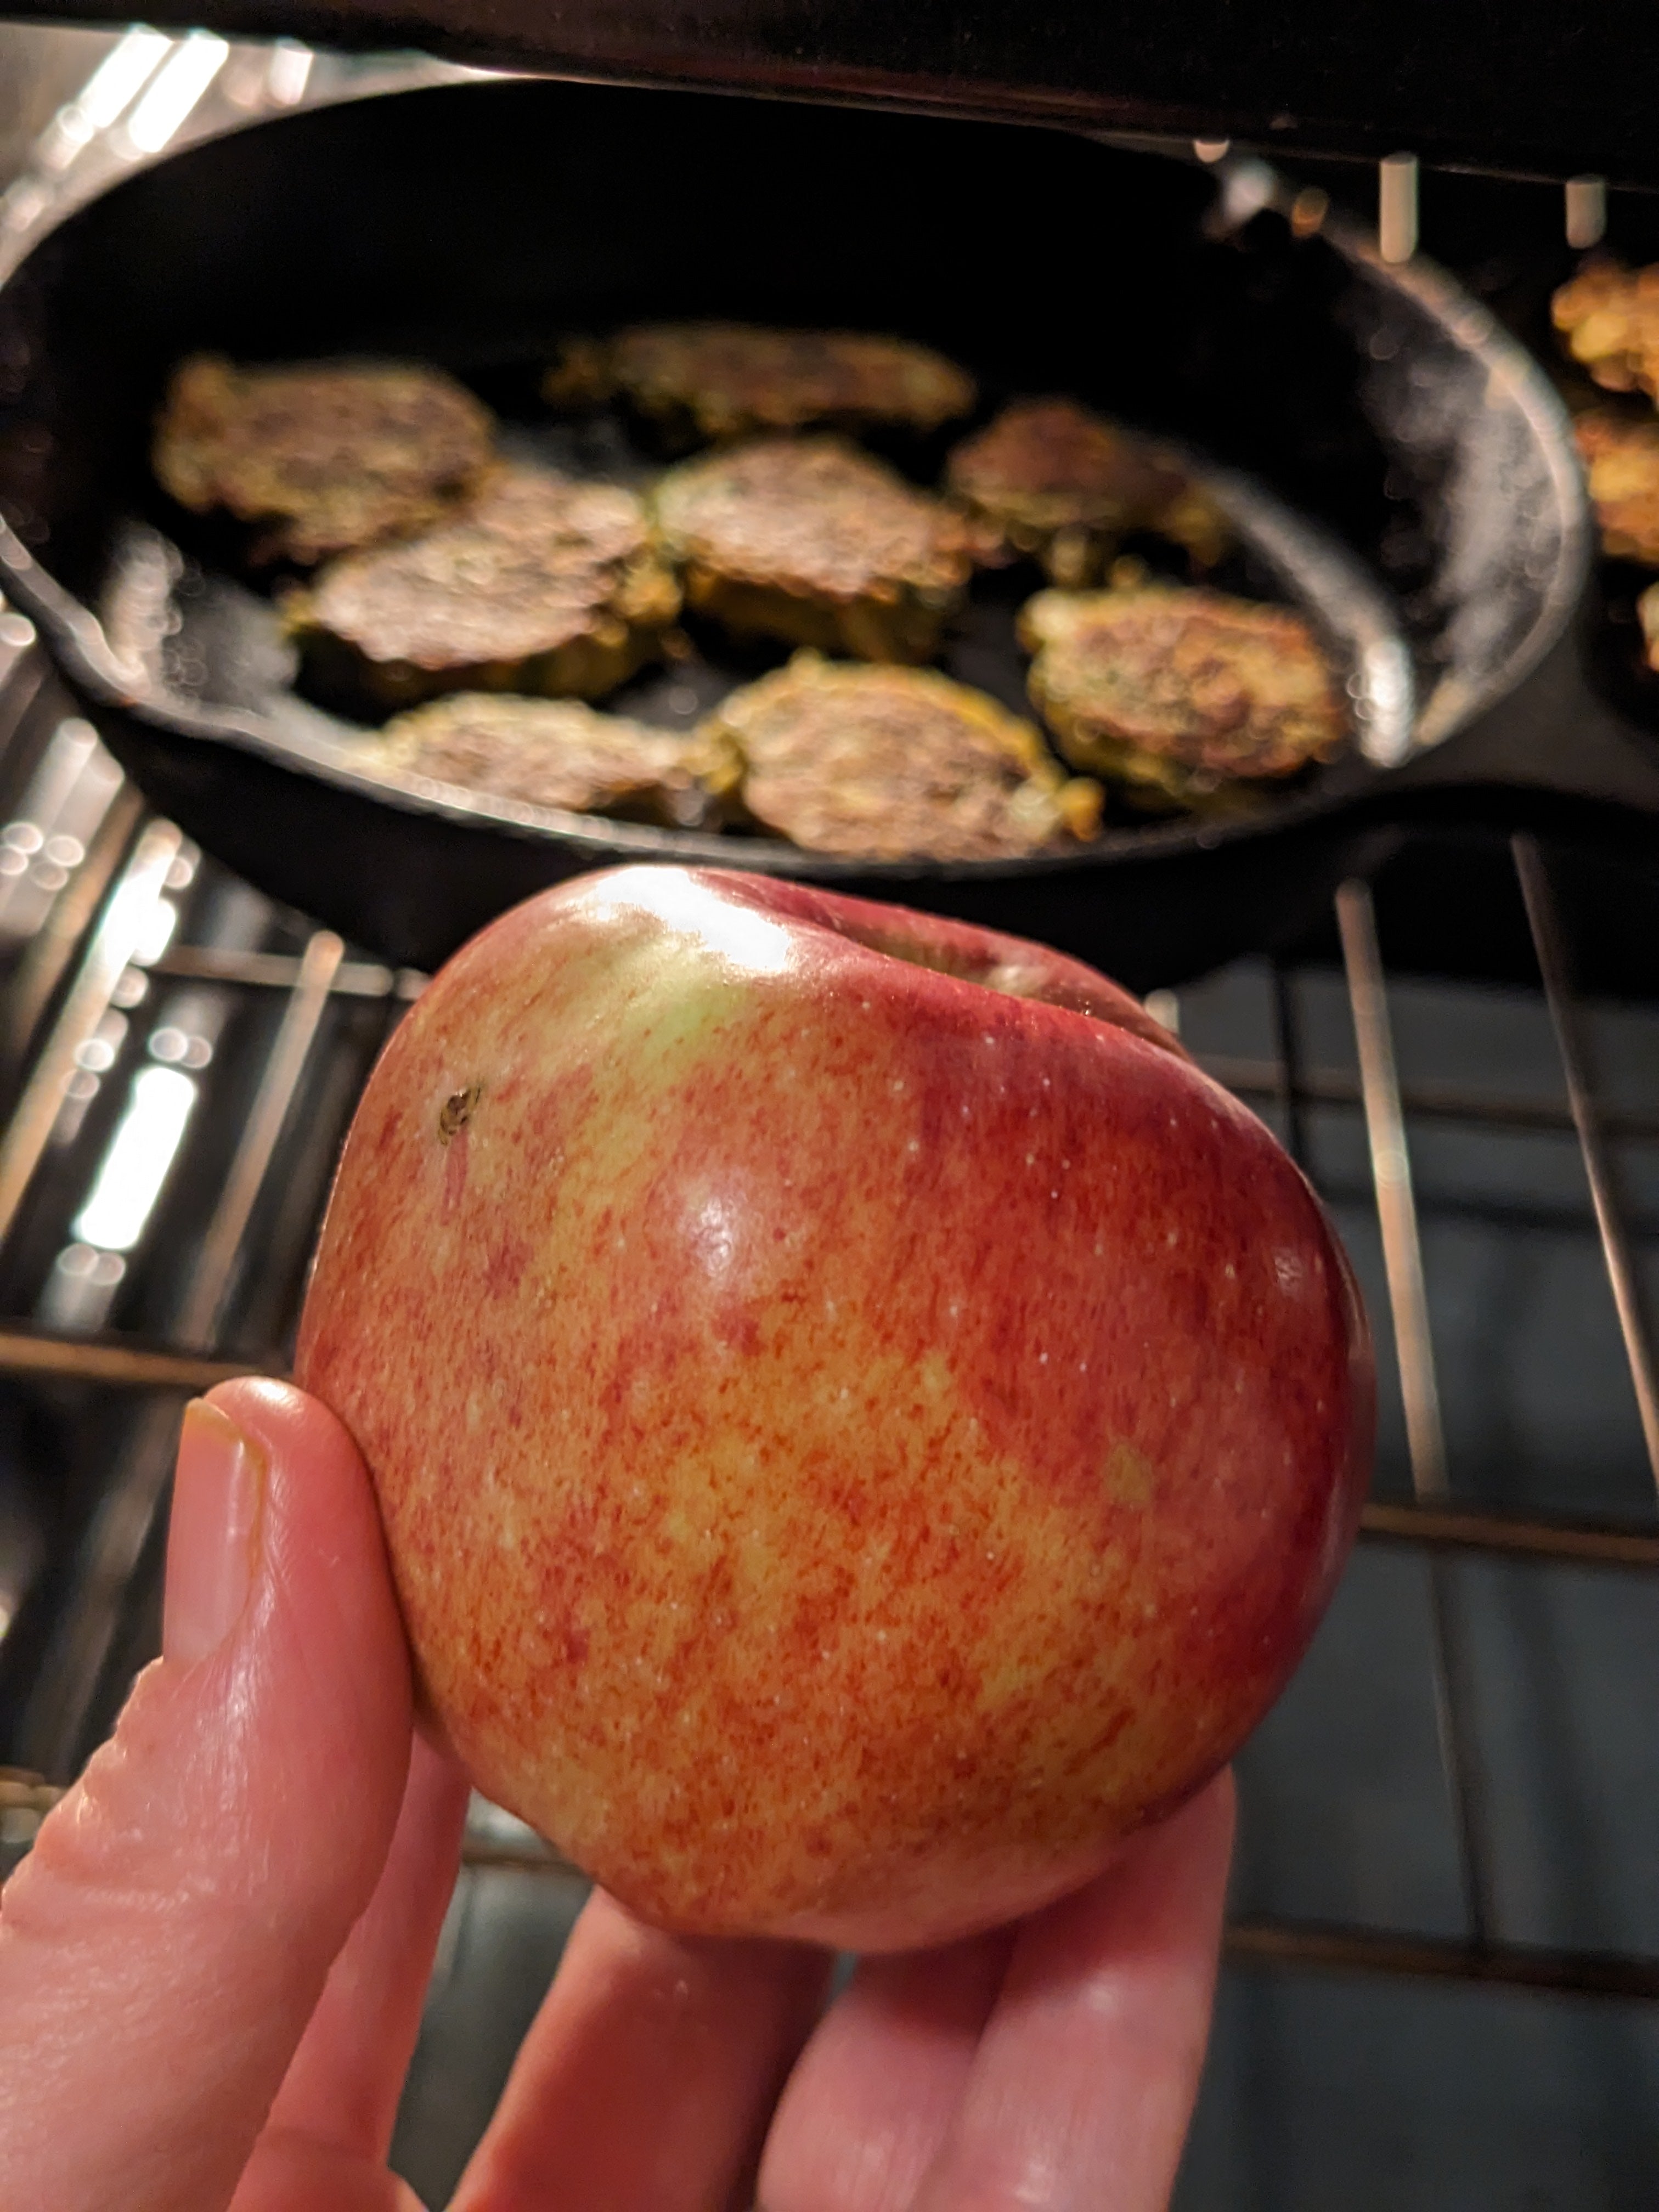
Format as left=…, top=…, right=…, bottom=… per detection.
left=0, top=76, right=1587, bottom=982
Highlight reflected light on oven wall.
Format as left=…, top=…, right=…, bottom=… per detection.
left=0, top=716, right=123, bottom=946
left=0, top=1475, right=43, bottom=1654
left=121, top=31, right=228, bottom=157
left=36, top=1242, right=125, bottom=1334
left=74, top=27, right=173, bottom=133
left=132, top=887, right=178, bottom=970
left=71, top=1064, right=198, bottom=1252
left=265, top=40, right=312, bottom=108
left=1144, top=989, right=1182, bottom=1037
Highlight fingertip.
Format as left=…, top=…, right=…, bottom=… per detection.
left=906, top=1773, right=1238, bottom=2212
left=1017, top=1767, right=1237, bottom=1976
left=204, top=1374, right=367, bottom=1481
left=264, top=1731, right=471, bottom=2166
left=202, top=1374, right=411, bottom=1758
left=1203, top=1765, right=1238, bottom=1859
left=1142, top=1766, right=1237, bottom=1905
left=1133, top=1764, right=1237, bottom=1868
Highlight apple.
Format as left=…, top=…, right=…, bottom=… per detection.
left=297, top=865, right=1372, bottom=1950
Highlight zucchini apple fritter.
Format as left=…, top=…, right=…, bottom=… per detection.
left=153, top=353, right=494, bottom=566
left=286, top=467, right=681, bottom=710
left=1638, top=582, right=1659, bottom=671
left=1573, top=410, right=1659, bottom=565
left=947, top=399, right=1228, bottom=585
left=653, top=437, right=974, bottom=662
left=1632, top=575, right=1659, bottom=677
left=1019, top=585, right=1345, bottom=810
left=1553, top=261, right=1659, bottom=399
left=372, top=693, right=709, bottom=826
left=545, top=323, right=977, bottom=442
left=698, top=652, right=1102, bottom=860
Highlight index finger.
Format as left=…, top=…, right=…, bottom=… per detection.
left=911, top=1770, right=1235, bottom=2212
left=451, top=1889, right=830, bottom=2212
left=259, top=1734, right=470, bottom=2165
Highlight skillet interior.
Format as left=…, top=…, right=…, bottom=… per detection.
left=0, top=77, right=1586, bottom=977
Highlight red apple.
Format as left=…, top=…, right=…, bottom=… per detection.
left=297, top=865, right=1372, bottom=1950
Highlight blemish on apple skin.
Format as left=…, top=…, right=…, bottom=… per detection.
left=438, top=1083, right=483, bottom=1144
left=1104, top=1438, right=1158, bottom=1508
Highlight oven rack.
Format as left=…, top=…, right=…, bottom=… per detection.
left=0, top=582, right=1651, bottom=2013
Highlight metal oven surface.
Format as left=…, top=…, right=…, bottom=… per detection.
left=25, top=0, right=1659, bottom=188
left=0, top=30, right=1654, bottom=2208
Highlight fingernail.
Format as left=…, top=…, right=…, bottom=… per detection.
left=163, top=1400, right=267, bottom=1666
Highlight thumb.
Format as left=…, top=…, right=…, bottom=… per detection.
left=0, top=1379, right=414, bottom=2212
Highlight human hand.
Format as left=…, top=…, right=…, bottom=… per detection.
left=0, top=1379, right=1234, bottom=2212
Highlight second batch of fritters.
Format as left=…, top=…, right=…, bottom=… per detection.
left=151, top=323, right=1350, bottom=862
left=1554, top=258, right=1659, bottom=671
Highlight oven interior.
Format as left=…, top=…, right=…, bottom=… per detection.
left=0, top=27, right=1654, bottom=2208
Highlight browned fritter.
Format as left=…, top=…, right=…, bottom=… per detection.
left=653, top=437, right=974, bottom=662
left=153, top=353, right=494, bottom=565
left=372, top=693, right=709, bottom=825
left=1553, top=261, right=1659, bottom=398
left=545, top=323, right=977, bottom=441
left=698, top=653, right=1101, bottom=860
left=1638, top=581, right=1659, bottom=670
left=1019, top=585, right=1345, bottom=809
left=285, top=468, right=681, bottom=709
left=1573, top=410, right=1659, bottom=564
left=946, top=399, right=1228, bottom=584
